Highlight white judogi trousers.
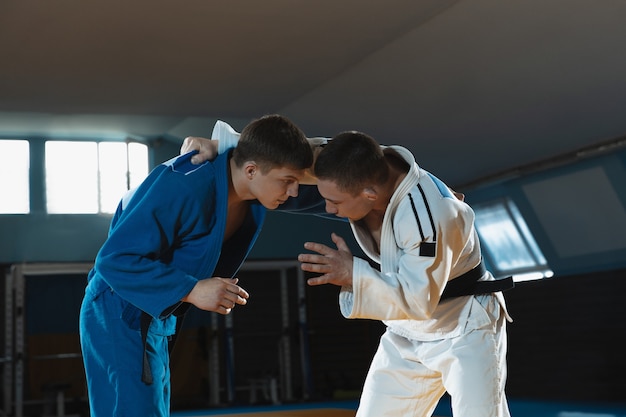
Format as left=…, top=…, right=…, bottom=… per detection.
left=356, top=302, right=510, bottom=417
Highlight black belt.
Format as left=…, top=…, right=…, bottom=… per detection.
left=140, top=303, right=190, bottom=385
left=440, top=260, right=514, bottom=301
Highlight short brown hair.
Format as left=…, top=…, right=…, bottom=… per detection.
left=314, top=131, right=388, bottom=195
left=232, top=114, right=312, bottom=173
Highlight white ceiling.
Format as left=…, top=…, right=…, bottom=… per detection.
left=2, top=0, right=626, bottom=188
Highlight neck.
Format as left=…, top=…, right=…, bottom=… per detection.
left=372, top=158, right=408, bottom=212
left=228, top=157, right=250, bottom=206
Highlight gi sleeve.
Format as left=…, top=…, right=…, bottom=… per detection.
left=95, top=165, right=215, bottom=319
left=340, top=197, right=476, bottom=321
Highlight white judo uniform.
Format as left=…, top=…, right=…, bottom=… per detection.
left=341, top=146, right=513, bottom=417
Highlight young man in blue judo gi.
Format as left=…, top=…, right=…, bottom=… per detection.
left=79, top=114, right=327, bottom=417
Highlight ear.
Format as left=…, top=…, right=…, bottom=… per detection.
left=244, top=162, right=258, bottom=179
left=362, top=187, right=378, bottom=201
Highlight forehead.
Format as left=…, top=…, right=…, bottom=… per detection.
left=265, top=166, right=305, bottom=179
left=317, top=179, right=353, bottom=201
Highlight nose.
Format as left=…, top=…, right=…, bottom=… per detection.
left=325, top=201, right=338, bottom=214
left=286, top=183, right=299, bottom=198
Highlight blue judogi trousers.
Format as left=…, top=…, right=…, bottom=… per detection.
left=80, top=283, right=177, bottom=417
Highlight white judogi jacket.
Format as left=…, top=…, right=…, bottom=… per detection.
left=340, top=146, right=511, bottom=341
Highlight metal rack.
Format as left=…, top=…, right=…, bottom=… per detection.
left=214, top=260, right=312, bottom=406
left=1, top=260, right=313, bottom=415
left=2, top=263, right=92, bottom=417
left=2, top=267, right=14, bottom=417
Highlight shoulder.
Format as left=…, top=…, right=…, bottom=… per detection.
left=392, top=181, right=470, bottom=235
left=125, top=153, right=224, bottom=212
left=163, top=151, right=216, bottom=176
left=390, top=193, right=427, bottom=250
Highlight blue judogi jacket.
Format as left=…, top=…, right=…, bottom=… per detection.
left=86, top=149, right=327, bottom=326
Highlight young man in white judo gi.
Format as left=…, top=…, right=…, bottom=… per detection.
left=298, top=131, right=514, bottom=417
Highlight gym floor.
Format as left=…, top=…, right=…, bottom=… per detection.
left=172, top=402, right=359, bottom=417
left=171, top=398, right=626, bottom=417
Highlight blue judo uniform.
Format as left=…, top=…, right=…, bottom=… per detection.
left=79, top=150, right=326, bottom=417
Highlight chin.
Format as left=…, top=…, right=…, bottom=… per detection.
left=264, top=201, right=282, bottom=210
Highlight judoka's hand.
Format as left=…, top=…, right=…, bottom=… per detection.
left=180, top=137, right=218, bottom=164
left=183, top=277, right=249, bottom=314
left=299, top=233, right=353, bottom=287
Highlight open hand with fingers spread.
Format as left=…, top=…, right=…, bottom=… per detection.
left=298, top=233, right=354, bottom=287
left=183, top=277, right=249, bottom=314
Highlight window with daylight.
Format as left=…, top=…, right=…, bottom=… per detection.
left=0, top=140, right=30, bottom=214
left=473, top=198, right=553, bottom=282
left=45, top=141, right=149, bottom=214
